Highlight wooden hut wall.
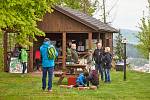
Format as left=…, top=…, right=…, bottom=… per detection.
left=38, top=10, right=95, bottom=33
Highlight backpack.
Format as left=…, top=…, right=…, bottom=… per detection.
left=47, top=46, right=56, bottom=60
left=90, top=70, right=99, bottom=86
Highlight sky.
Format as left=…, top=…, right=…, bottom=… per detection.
left=93, top=0, right=149, bottom=31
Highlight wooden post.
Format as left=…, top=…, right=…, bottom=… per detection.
left=3, top=31, right=8, bottom=72
left=88, top=32, right=92, bottom=49
left=62, top=32, right=66, bottom=69
left=29, top=38, right=33, bottom=72
left=110, top=33, right=113, bottom=52
left=105, top=33, right=113, bottom=52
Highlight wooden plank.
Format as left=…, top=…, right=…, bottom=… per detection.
left=88, top=32, right=92, bottom=49
left=38, top=11, right=94, bottom=32
left=3, top=31, right=8, bottom=72
left=62, top=32, right=66, bottom=69
left=104, top=33, right=113, bottom=52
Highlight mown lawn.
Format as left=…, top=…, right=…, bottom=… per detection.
left=0, top=70, right=150, bottom=100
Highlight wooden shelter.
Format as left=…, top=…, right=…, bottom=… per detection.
left=4, top=6, right=118, bottom=72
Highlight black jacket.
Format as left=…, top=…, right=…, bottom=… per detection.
left=93, top=49, right=104, bottom=64
left=103, top=52, right=112, bottom=69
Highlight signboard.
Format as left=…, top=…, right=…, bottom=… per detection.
left=9, top=57, right=27, bottom=73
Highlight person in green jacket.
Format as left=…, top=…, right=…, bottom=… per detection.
left=20, top=47, right=28, bottom=74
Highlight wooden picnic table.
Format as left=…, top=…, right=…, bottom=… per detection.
left=57, top=64, right=87, bottom=85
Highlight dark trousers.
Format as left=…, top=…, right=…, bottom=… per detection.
left=22, top=62, right=27, bottom=74
left=35, top=59, right=40, bottom=70
left=96, top=64, right=104, bottom=81
left=42, top=67, right=54, bottom=90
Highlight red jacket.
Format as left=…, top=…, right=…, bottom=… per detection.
left=35, top=50, right=41, bottom=60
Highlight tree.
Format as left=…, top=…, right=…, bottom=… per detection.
left=95, top=0, right=119, bottom=23
left=137, top=0, right=150, bottom=66
left=0, top=0, right=55, bottom=47
left=114, top=30, right=124, bottom=62
left=137, top=17, right=150, bottom=59
left=56, top=0, right=98, bottom=16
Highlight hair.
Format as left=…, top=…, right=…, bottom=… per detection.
left=96, top=42, right=101, bottom=45
left=44, top=38, right=50, bottom=42
left=105, top=47, right=110, bottom=52
left=83, top=71, right=89, bottom=77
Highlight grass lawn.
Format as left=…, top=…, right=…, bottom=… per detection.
left=0, top=70, right=150, bottom=100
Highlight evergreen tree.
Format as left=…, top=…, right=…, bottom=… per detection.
left=114, top=30, right=124, bottom=62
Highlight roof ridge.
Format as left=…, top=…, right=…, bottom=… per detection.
left=54, top=5, right=118, bottom=33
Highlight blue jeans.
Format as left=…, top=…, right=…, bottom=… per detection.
left=96, top=64, right=104, bottom=81
left=104, top=69, right=110, bottom=82
left=42, top=67, right=54, bottom=90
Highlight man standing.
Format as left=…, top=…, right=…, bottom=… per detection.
left=40, top=38, right=58, bottom=92
left=93, top=42, right=104, bottom=81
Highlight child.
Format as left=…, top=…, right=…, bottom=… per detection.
left=86, top=70, right=99, bottom=87
left=103, top=47, right=112, bottom=83
left=75, top=72, right=89, bottom=87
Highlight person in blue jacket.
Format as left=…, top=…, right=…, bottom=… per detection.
left=75, top=72, right=89, bottom=87
left=40, top=38, right=58, bottom=92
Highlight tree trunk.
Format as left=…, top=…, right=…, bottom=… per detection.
left=149, top=52, right=150, bottom=66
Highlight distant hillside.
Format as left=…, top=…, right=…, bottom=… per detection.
left=126, top=43, right=143, bottom=58
left=113, top=29, right=139, bottom=45
left=113, top=29, right=143, bottom=58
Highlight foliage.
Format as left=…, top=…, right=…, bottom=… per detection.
left=0, top=71, right=150, bottom=99
left=114, top=32, right=124, bottom=62
left=137, top=17, right=150, bottom=59
left=0, top=0, right=55, bottom=47
left=56, top=0, right=98, bottom=16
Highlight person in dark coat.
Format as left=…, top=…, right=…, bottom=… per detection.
left=93, top=42, right=104, bottom=81
left=86, top=70, right=99, bottom=87
left=103, top=47, right=112, bottom=83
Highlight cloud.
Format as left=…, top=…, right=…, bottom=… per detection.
left=93, top=0, right=149, bottom=30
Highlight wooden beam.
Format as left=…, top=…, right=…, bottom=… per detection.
left=3, top=31, right=8, bottom=72
left=29, top=38, right=33, bottom=72
left=110, top=33, right=113, bottom=52
left=62, top=32, right=66, bottom=69
left=88, top=32, right=92, bottom=49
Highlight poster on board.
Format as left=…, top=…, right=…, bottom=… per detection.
left=9, top=57, right=27, bottom=73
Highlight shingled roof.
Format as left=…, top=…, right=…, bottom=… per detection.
left=54, top=6, right=118, bottom=33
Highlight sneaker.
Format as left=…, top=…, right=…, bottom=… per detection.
left=104, top=81, right=107, bottom=83
left=42, top=89, right=45, bottom=92
left=48, top=89, right=52, bottom=92
left=42, top=87, right=46, bottom=91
